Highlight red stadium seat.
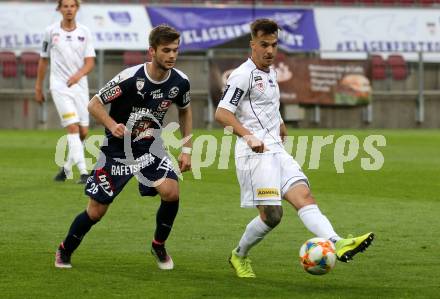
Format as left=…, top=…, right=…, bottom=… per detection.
left=371, top=54, right=387, bottom=80
left=123, top=51, right=148, bottom=67
left=399, top=0, right=415, bottom=6
left=420, top=0, right=435, bottom=5
left=387, top=54, right=408, bottom=80
left=0, top=51, right=18, bottom=78
left=20, top=52, right=40, bottom=78
left=359, top=0, right=376, bottom=5
left=377, top=0, right=397, bottom=5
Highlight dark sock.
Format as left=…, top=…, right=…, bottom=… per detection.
left=62, top=210, right=97, bottom=254
left=153, top=199, right=179, bottom=244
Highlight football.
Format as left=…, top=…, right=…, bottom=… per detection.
left=299, top=237, right=336, bottom=275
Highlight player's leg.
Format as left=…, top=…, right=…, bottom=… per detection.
left=76, top=125, right=89, bottom=183
left=229, top=154, right=281, bottom=278
left=55, top=153, right=132, bottom=268
left=150, top=178, right=179, bottom=270
left=52, top=89, right=87, bottom=182
left=281, top=153, right=374, bottom=262
left=55, top=198, right=108, bottom=268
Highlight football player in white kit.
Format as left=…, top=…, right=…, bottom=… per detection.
left=215, top=19, right=374, bottom=278
left=35, top=0, right=95, bottom=184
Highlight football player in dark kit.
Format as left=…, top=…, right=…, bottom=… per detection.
left=55, top=25, right=192, bottom=270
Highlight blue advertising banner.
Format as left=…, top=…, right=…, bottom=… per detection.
left=146, top=7, right=319, bottom=52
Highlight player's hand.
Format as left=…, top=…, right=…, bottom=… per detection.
left=67, top=73, right=82, bottom=87
left=35, top=87, right=45, bottom=104
left=110, top=123, right=126, bottom=139
left=178, top=152, right=191, bottom=173
left=244, top=135, right=267, bottom=153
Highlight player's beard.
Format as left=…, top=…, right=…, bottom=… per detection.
left=157, top=60, right=174, bottom=72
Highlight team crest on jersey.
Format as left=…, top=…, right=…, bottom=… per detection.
left=168, top=86, right=179, bottom=98
left=255, top=80, right=265, bottom=92
left=78, top=36, right=85, bottom=42
left=136, top=78, right=145, bottom=91
left=158, top=100, right=172, bottom=111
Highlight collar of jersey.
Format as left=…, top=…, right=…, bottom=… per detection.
left=144, top=63, right=171, bottom=84
left=248, top=58, right=271, bottom=74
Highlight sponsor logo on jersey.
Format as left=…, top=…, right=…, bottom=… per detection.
left=254, top=75, right=262, bottom=82
left=256, top=188, right=280, bottom=198
left=182, top=91, right=191, bottom=104
left=62, top=112, right=77, bottom=120
left=111, top=153, right=155, bottom=175
left=136, top=78, right=145, bottom=91
left=108, top=12, right=132, bottom=26
left=100, top=85, right=122, bottom=104
left=150, top=89, right=163, bottom=100
left=268, top=78, right=276, bottom=87
left=168, top=86, right=179, bottom=99
left=158, top=100, right=172, bottom=111
left=157, top=157, right=174, bottom=172
left=230, top=87, right=244, bottom=106
left=95, top=169, right=114, bottom=197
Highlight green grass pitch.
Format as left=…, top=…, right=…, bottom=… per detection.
left=0, top=129, right=439, bottom=298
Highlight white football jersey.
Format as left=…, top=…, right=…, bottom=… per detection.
left=41, top=22, right=95, bottom=92
left=218, top=58, right=284, bottom=157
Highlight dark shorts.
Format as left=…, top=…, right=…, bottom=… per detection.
left=84, top=151, right=178, bottom=204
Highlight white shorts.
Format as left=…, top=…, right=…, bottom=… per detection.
left=51, top=88, right=89, bottom=127
left=235, top=151, right=309, bottom=208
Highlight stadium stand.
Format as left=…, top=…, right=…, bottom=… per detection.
left=0, top=51, right=18, bottom=79
left=387, top=54, right=408, bottom=80
left=371, top=54, right=387, bottom=81
left=20, top=52, right=40, bottom=79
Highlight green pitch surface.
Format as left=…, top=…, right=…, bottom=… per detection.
left=0, top=129, right=439, bottom=299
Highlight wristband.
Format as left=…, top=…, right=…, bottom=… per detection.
left=181, top=147, right=192, bottom=154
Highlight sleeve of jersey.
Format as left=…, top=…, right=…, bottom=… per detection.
left=40, top=27, right=51, bottom=58
left=95, top=71, right=130, bottom=105
left=84, top=27, right=96, bottom=58
left=175, top=79, right=191, bottom=110
left=217, top=72, right=249, bottom=114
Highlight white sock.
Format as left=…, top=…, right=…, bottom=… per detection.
left=236, top=216, right=272, bottom=257
left=298, top=204, right=341, bottom=242
left=67, top=133, right=87, bottom=175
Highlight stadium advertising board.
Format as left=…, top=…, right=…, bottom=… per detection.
left=315, top=7, right=440, bottom=61
left=146, top=7, right=319, bottom=52
left=0, top=3, right=151, bottom=50
left=210, top=56, right=371, bottom=106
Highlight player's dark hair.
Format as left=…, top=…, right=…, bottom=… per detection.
left=56, top=0, right=81, bottom=11
left=250, top=19, right=280, bottom=39
left=149, top=25, right=180, bottom=49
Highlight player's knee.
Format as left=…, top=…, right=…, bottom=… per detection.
left=86, top=204, right=107, bottom=221
left=262, top=206, right=283, bottom=228
left=86, top=210, right=103, bottom=222
left=160, top=188, right=179, bottom=202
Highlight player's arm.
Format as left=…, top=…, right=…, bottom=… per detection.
left=67, top=57, right=95, bottom=87
left=215, top=108, right=265, bottom=153
left=215, top=72, right=266, bottom=153
left=177, top=106, right=192, bottom=172
left=35, top=57, right=49, bottom=103
left=279, top=117, right=287, bottom=143
left=88, top=96, right=125, bottom=138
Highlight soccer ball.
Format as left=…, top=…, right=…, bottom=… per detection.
left=299, top=237, right=336, bottom=275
